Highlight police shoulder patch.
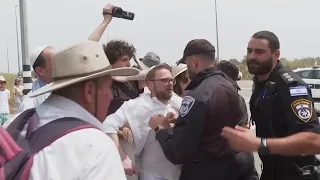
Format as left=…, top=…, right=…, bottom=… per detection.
left=280, top=72, right=298, bottom=84
left=180, top=96, right=195, bottom=117
left=290, top=99, right=313, bottom=122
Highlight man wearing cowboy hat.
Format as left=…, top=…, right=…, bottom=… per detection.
left=17, top=3, right=115, bottom=114
left=22, top=41, right=139, bottom=179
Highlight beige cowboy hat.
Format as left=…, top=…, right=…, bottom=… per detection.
left=112, top=52, right=160, bottom=82
left=29, top=41, right=140, bottom=98
left=171, top=64, right=187, bottom=79
left=112, top=66, right=155, bottom=82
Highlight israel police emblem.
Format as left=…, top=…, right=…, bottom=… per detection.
left=180, top=96, right=195, bottom=117
left=290, top=99, right=313, bottom=122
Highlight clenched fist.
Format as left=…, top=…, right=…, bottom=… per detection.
left=118, top=126, right=134, bottom=144
left=165, top=112, right=178, bottom=124
left=149, top=114, right=170, bottom=130
left=102, top=3, right=115, bottom=22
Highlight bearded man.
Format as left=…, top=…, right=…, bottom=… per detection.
left=103, top=64, right=182, bottom=180
left=222, top=30, right=320, bottom=180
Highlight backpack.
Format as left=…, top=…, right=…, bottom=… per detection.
left=0, top=108, right=99, bottom=180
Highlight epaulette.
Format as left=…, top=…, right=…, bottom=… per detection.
left=279, top=71, right=299, bottom=84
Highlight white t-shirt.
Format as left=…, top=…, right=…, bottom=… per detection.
left=0, top=89, right=10, bottom=114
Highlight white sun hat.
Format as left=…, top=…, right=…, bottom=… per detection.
left=171, top=64, right=187, bottom=79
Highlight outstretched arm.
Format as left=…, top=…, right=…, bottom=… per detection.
left=88, top=4, right=114, bottom=42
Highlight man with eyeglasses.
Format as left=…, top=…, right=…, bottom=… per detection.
left=149, top=39, right=243, bottom=180
left=103, top=64, right=182, bottom=180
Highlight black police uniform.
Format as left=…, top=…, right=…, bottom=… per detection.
left=156, top=67, right=243, bottom=180
left=250, top=61, right=320, bottom=180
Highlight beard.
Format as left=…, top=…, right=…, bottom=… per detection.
left=247, top=56, right=273, bottom=75
left=187, top=64, right=197, bottom=79
left=154, top=89, right=172, bottom=101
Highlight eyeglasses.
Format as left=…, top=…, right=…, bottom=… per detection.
left=151, top=78, right=175, bottom=85
left=0, top=81, right=5, bottom=85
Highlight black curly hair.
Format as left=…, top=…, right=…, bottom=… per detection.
left=216, top=60, right=239, bottom=81
left=103, top=40, right=136, bottom=65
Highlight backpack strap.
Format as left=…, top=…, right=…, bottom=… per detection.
left=6, top=108, right=36, bottom=131
left=27, top=117, right=99, bottom=154
left=6, top=108, right=36, bottom=141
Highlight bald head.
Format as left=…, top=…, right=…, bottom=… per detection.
left=33, top=46, right=55, bottom=83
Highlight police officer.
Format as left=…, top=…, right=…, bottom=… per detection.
left=149, top=39, right=243, bottom=180
left=246, top=31, right=320, bottom=180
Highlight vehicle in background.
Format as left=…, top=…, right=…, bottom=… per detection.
left=293, top=66, right=320, bottom=99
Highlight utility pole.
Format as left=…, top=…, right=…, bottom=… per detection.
left=214, top=0, right=220, bottom=62
left=15, top=5, right=21, bottom=76
left=6, top=40, right=9, bottom=73
left=19, top=0, right=32, bottom=95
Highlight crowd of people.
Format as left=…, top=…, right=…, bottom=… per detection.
left=2, top=3, right=320, bottom=180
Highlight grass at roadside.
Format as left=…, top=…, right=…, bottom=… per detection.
left=0, top=73, right=20, bottom=114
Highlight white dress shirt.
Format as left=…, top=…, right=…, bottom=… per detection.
left=103, top=93, right=182, bottom=180
left=28, top=95, right=126, bottom=180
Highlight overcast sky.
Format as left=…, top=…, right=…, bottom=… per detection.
left=1, top=0, right=320, bottom=73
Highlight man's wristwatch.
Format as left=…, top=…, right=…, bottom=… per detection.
left=258, top=138, right=270, bottom=155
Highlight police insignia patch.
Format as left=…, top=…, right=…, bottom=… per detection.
left=290, top=99, right=313, bottom=122
left=280, top=72, right=297, bottom=84
left=180, top=96, right=195, bottom=117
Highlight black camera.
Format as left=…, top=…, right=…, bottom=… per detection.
left=103, top=7, right=134, bottom=21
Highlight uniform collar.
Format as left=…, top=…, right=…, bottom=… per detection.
left=186, top=67, right=226, bottom=90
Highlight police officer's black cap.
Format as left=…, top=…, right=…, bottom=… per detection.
left=177, top=39, right=216, bottom=64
